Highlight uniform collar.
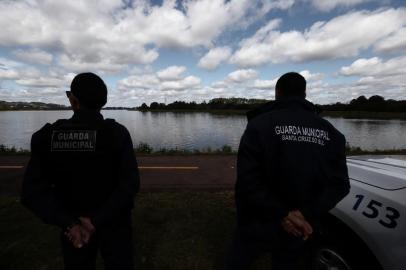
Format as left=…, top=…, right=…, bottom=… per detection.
left=246, top=97, right=321, bottom=121
left=71, top=110, right=104, bottom=123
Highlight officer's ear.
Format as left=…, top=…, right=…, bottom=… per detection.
left=275, top=88, right=281, bottom=100
left=68, top=93, right=81, bottom=111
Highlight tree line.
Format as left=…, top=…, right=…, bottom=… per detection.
left=0, top=100, right=133, bottom=111
left=2, top=95, right=405, bottom=112
left=138, top=95, right=406, bottom=112
left=0, top=101, right=69, bottom=110
left=138, top=98, right=269, bottom=111
left=322, top=95, right=406, bottom=112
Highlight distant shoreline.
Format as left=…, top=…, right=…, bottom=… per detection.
left=136, top=109, right=406, bottom=120
left=1, top=109, right=406, bottom=120
left=2, top=95, right=406, bottom=119
left=0, top=108, right=134, bottom=111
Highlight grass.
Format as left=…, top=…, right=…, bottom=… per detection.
left=135, top=143, right=235, bottom=155
left=0, top=145, right=29, bottom=156
left=0, top=192, right=275, bottom=270
left=0, top=143, right=237, bottom=156
left=2, top=142, right=406, bottom=156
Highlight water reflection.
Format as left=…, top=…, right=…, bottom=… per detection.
left=327, top=118, right=406, bottom=150
left=0, top=111, right=405, bottom=151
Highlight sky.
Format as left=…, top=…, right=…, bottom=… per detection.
left=0, top=0, right=405, bottom=107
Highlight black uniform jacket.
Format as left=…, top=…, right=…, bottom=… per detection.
left=21, top=110, right=140, bottom=229
left=236, top=97, right=350, bottom=239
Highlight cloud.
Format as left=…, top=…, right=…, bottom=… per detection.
left=118, top=74, right=160, bottom=90
left=374, top=27, right=406, bottom=53
left=57, top=54, right=129, bottom=74
left=0, top=58, right=42, bottom=81
left=0, top=65, right=75, bottom=103
left=270, top=0, right=296, bottom=10
left=339, top=56, right=406, bottom=77
left=299, top=70, right=324, bottom=81
left=115, top=67, right=278, bottom=106
left=0, top=86, right=71, bottom=104
left=251, top=79, right=277, bottom=90
left=227, top=69, right=258, bottom=83
left=307, top=78, right=406, bottom=105
left=301, top=57, right=406, bottom=104
left=157, top=66, right=186, bottom=81
left=197, top=47, right=232, bottom=70
left=13, top=48, right=53, bottom=65
left=1, top=1, right=405, bottom=106
left=237, top=0, right=295, bottom=28
left=15, top=73, right=75, bottom=88
left=118, top=65, right=201, bottom=93
left=356, top=75, right=406, bottom=87
left=0, top=58, right=24, bottom=69
left=211, top=65, right=406, bottom=105
left=337, top=56, right=406, bottom=99
left=160, top=76, right=201, bottom=91
left=249, top=70, right=323, bottom=91
left=0, top=59, right=20, bottom=80
left=230, top=8, right=406, bottom=67
left=310, top=0, right=373, bottom=12
left=0, top=69, right=20, bottom=80
left=0, top=0, right=289, bottom=73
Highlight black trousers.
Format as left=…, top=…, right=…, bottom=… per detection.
left=61, top=219, right=134, bottom=270
left=226, top=228, right=308, bottom=270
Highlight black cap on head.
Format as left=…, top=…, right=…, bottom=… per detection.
left=275, top=72, right=306, bottom=98
left=70, top=72, right=107, bottom=109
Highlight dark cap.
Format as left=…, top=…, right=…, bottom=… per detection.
left=275, top=72, right=306, bottom=98
left=70, top=72, right=107, bottom=109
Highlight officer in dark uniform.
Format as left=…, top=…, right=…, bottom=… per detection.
left=21, top=72, right=140, bottom=270
left=226, top=72, right=350, bottom=270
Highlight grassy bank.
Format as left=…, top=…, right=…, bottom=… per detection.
left=0, top=143, right=236, bottom=156
left=134, top=143, right=236, bottom=155
left=0, top=145, right=29, bottom=156
left=0, top=192, right=275, bottom=270
left=2, top=143, right=406, bottom=156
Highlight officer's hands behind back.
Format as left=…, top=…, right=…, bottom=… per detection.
left=65, top=217, right=96, bottom=248
left=281, top=210, right=313, bottom=240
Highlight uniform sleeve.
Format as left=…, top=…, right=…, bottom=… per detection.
left=301, top=134, right=351, bottom=221
left=236, top=123, right=289, bottom=221
left=91, top=127, right=140, bottom=228
left=21, top=129, right=75, bottom=228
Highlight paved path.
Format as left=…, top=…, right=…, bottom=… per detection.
left=0, top=155, right=237, bottom=195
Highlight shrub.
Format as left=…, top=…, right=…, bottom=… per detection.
left=135, top=142, right=153, bottom=154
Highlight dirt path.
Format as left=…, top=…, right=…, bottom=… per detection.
left=0, top=155, right=237, bottom=195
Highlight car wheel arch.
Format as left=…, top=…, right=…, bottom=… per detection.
left=308, top=213, right=384, bottom=270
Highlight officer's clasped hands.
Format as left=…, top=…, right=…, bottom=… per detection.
left=64, top=217, right=96, bottom=248
left=281, top=210, right=313, bottom=240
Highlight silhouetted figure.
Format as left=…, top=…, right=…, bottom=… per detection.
left=226, top=72, right=350, bottom=270
left=21, top=72, right=140, bottom=270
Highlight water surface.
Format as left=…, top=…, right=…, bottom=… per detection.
left=0, top=111, right=405, bottom=151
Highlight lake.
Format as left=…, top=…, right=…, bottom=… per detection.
left=0, top=111, right=405, bottom=151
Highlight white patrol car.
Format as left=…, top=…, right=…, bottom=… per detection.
left=310, top=156, right=406, bottom=270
